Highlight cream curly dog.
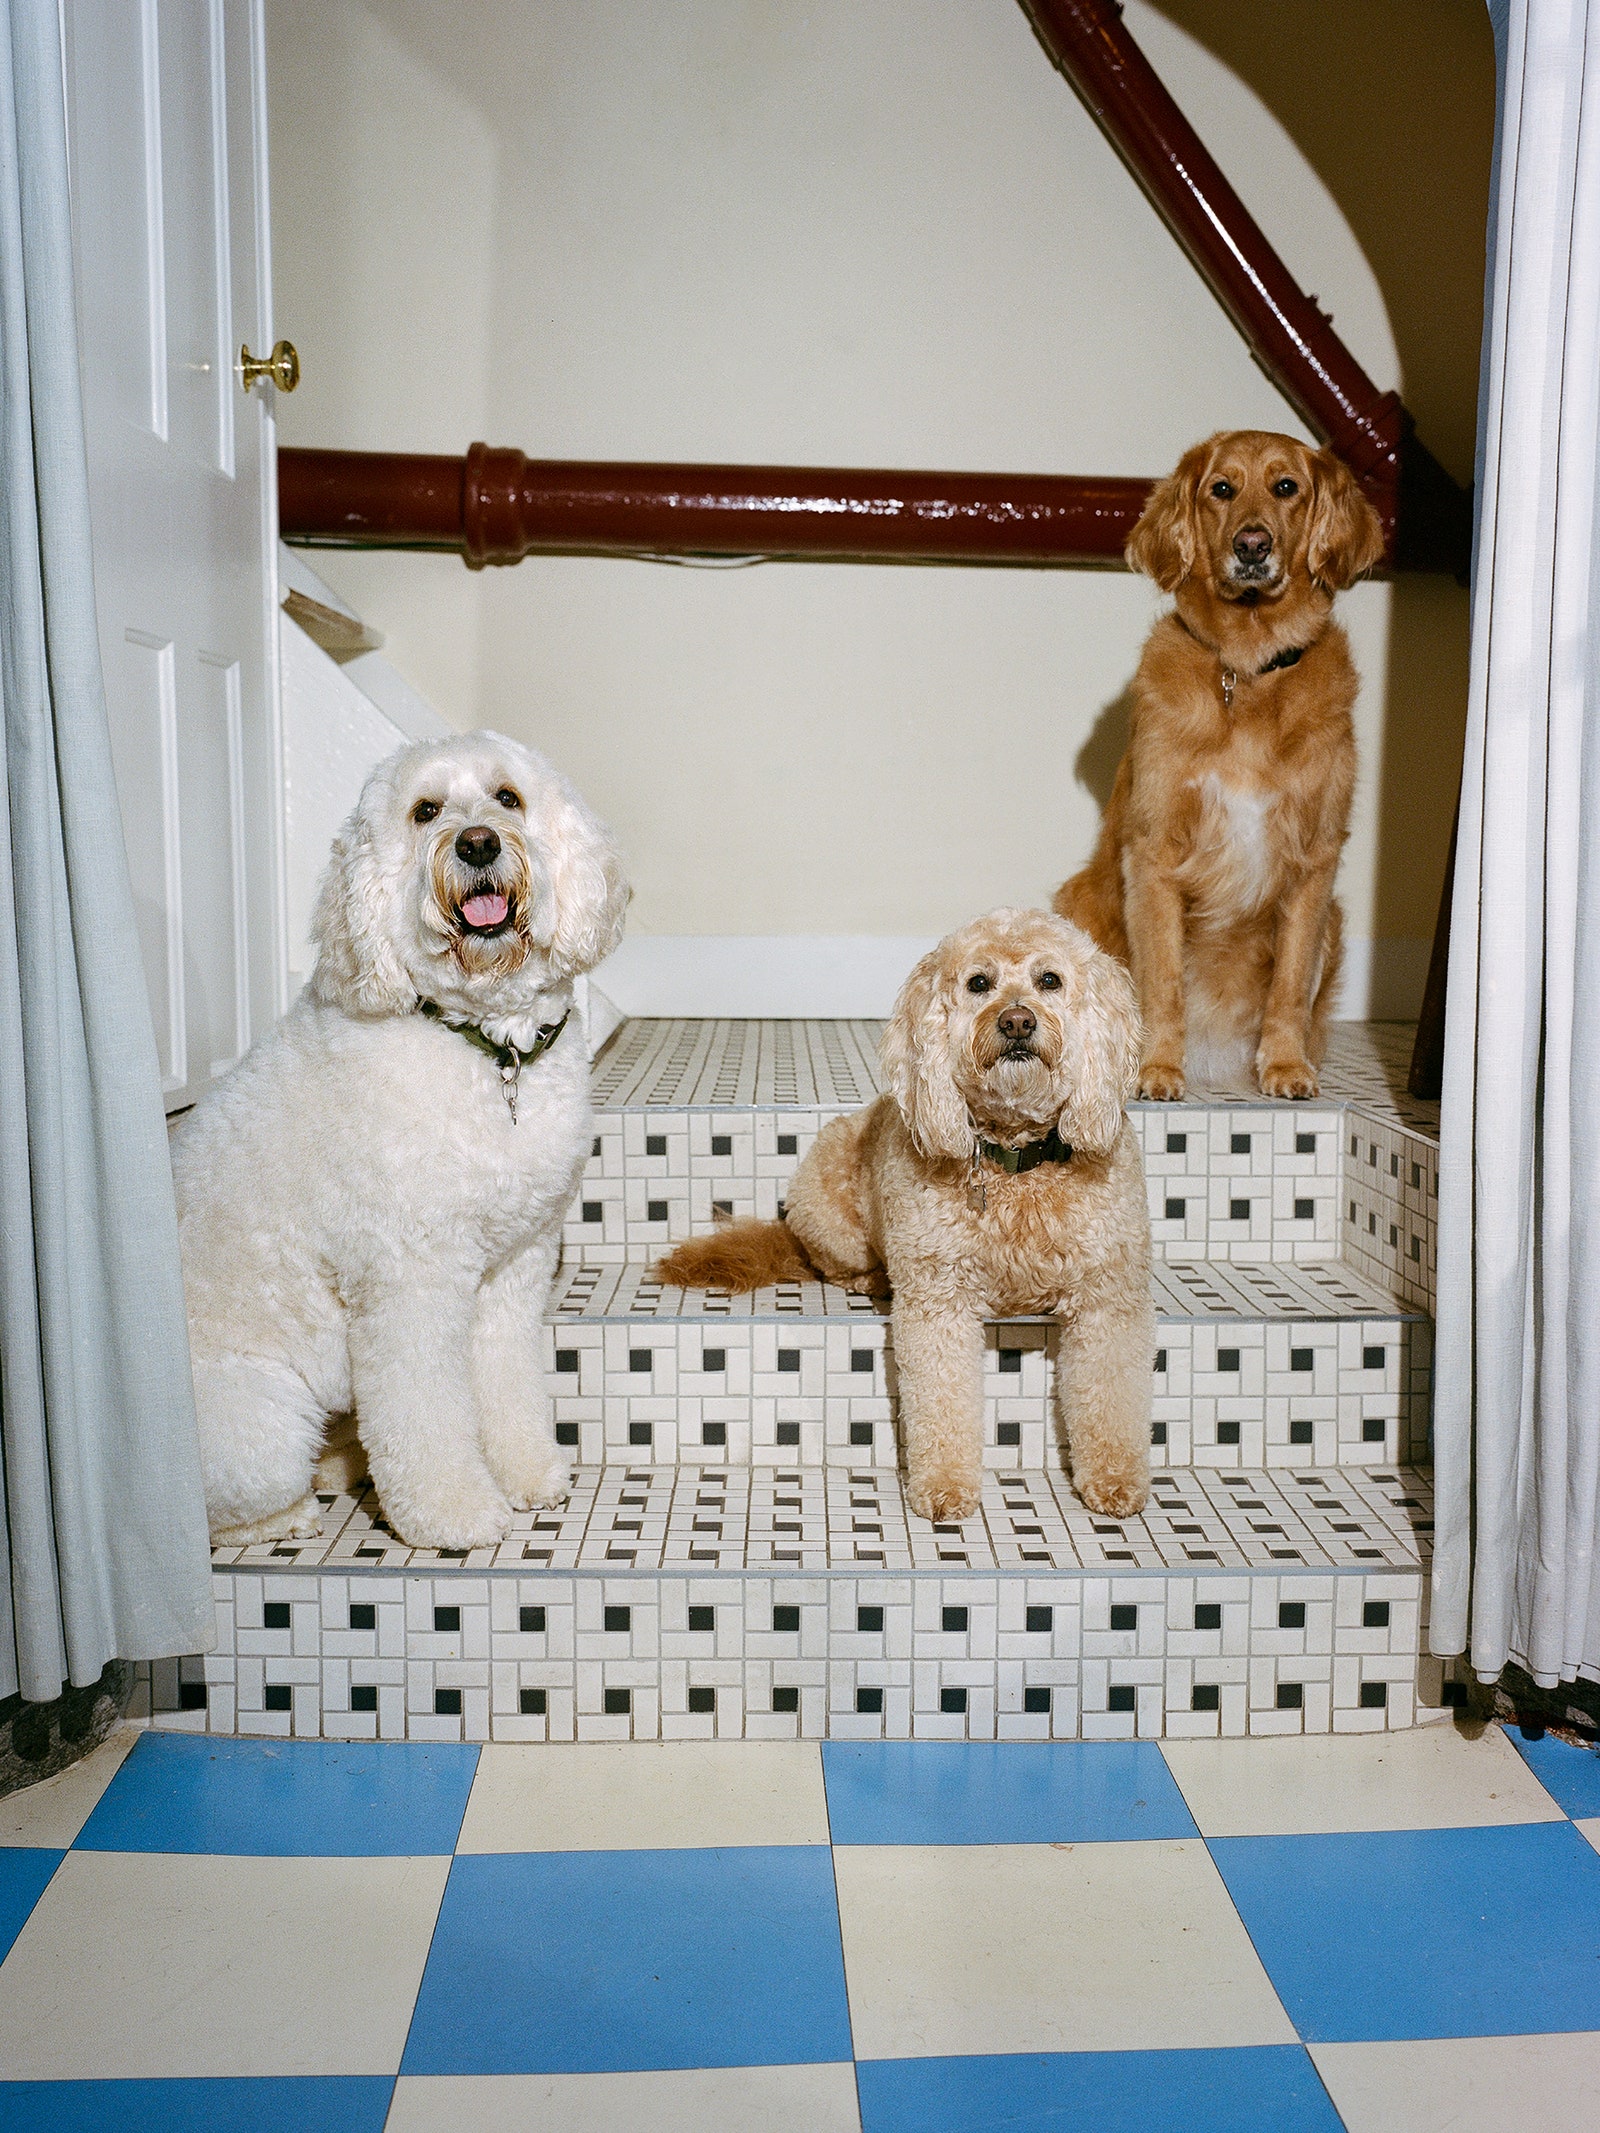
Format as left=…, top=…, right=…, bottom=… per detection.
left=657, top=909, right=1154, bottom=1522
left=173, top=731, right=628, bottom=1552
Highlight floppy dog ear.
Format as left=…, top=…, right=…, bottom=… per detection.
left=1056, top=946, right=1142, bottom=1158
left=1125, top=444, right=1207, bottom=591
left=1306, top=450, right=1386, bottom=590
left=529, top=770, right=631, bottom=979
left=880, top=949, right=973, bottom=1164
left=309, top=809, right=416, bottom=1018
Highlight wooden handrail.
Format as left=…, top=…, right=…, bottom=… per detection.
left=278, top=449, right=1158, bottom=568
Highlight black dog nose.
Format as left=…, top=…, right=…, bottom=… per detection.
left=455, top=826, right=501, bottom=868
left=999, top=1005, right=1037, bottom=1041
left=1233, top=526, right=1273, bottom=563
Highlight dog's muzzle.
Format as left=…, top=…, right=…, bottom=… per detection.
left=1225, top=528, right=1283, bottom=596
left=441, top=824, right=520, bottom=939
left=457, top=881, right=514, bottom=936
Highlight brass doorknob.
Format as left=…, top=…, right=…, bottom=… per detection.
left=240, top=339, right=300, bottom=393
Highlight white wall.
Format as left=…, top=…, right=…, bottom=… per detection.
left=267, top=0, right=1487, bottom=1017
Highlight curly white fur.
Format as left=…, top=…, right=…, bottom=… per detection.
left=172, top=732, right=629, bottom=1550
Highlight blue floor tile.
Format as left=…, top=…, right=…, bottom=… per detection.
left=857, top=2046, right=1345, bottom=2132
left=0, top=1849, right=63, bottom=1962
left=823, top=1742, right=1198, bottom=1845
left=1211, top=1820, right=1600, bottom=2041
left=403, top=1846, right=854, bottom=2074
left=73, top=1733, right=479, bottom=1856
left=1508, top=1727, right=1600, bottom=1818
left=0, top=2078, right=393, bottom=2131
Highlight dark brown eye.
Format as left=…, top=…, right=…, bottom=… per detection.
left=1037, top=970, right=1062, bottom=991
left=1272, top=477, right=1299, bottom=498
left=494, top=787, right=523, bottom=811
left=966, top=973, right=992, bottom=994
left=1211, top=480, right=1235, bottom=500
left=412, top=799, right=440, bottom=824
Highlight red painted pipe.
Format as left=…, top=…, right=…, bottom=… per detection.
left=276, top=3, right=1471, bottom=577
left=1021, top=1, right=1402, bottom=494
left=1018, top=0, right=1471, bottom=574
left=279, top=446, right=1157, bottom=568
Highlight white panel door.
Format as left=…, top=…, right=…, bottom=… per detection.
left=65, top=0, right=285, bottom=1111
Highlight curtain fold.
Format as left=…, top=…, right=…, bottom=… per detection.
left=1433, top=0, right=1600, bottom=1686
left=0, top=0, right=213, bottom=1703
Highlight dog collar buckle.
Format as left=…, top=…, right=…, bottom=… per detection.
left=969, top=1128, right=1074, bottom=1207
left=416, top=999, right=570, bottom=1123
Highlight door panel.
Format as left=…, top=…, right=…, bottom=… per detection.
left=67, top=0, right=283, bottom=1112
left=105, top=629, right=183, bottom=1092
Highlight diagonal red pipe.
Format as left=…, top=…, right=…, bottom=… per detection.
left=1018, top=0, right=1471, bottom=573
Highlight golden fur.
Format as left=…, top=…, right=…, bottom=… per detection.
left=1055, top=429, right=1384, bottom=1100
left=656, top=910, right=1154, bottom=1523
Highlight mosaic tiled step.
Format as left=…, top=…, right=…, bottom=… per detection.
left=541, top=1258, right=1430, bottom=1471
left=168, top=1466, right=1444, bottom=1744
left=208, top=1462, right=1433, bottom=1576
left=590, top=1017, right=1437, bottom=1129
left=569, top=1019, right=1438, bottom=1269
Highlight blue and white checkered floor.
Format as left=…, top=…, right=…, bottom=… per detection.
left=2, top=1724, right=1598, bottom=2130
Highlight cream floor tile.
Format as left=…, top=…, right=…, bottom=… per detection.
left=1578, top=1817, right=1600, bottom=1855
left=0, top=1850, right=448, bottom=2076
left=386, top=2065, right=862, bottom=2132
left=832, top=1839, right=1294, bottom=2060
left=455, top=1741, right=830, bottom=1852
left=0, top=1724, right=139, bottom=1847
left=1311, top=2034, right=1600, bottom=2133
left=1161, top=1724, right=1565, bottom=1837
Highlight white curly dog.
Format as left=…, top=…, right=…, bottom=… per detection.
left=172, top=731, right=628, bottom=1551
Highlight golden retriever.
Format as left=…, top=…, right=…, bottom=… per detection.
left=655, top=909, right=1153, bottom=1523
left=1056, top=429, right=1384, bottom=1100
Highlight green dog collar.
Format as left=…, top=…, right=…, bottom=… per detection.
left=975, top=1127, right=1074, bottom=1173
left=417, top=998, right=570, bottom=1122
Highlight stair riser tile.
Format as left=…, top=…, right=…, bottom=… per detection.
left=1341, top=1109, right=1439, bottom=1313
left=568, top=1107, right=1351, bottom=1265
left=546, top=1318, right=1429, bottom=1470
left=153, top=1565, right=1445, bottom=1740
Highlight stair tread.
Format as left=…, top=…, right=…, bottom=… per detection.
left=592, top=1018, right=1439, bottom=1141
left=215, top=1463, right=1432, bottom=1577
left=551, top=1256, right=1424, bottom=1324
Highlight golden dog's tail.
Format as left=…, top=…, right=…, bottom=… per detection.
left=653, top=1217, right=817, bottom=1293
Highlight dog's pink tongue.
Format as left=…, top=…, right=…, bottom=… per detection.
left=462, top=892, right=508, bottom=929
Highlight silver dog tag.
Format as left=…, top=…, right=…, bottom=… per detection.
left=501, top=1059, right=520, bottom=1121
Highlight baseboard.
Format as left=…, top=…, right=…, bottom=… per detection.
left=587, top=932, right=1429, bottom=1024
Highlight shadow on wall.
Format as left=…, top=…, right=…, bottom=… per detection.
left=1074, top=684, right=1134, bottom=816
left=1148, top=0, right=1493, bottom=990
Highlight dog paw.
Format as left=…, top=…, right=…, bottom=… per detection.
left=1139, top=1060, right=1187, bottom=1102
left=1257, top=1055, right=1319, bottom=1100
left=906, top=1474, right=982, bottom=1524
left=1076, top=1473, right=1149, bottom=1519
left=387, top=1486, right=513, bottom=1552
left=504, top=1460, right=572, bottom=1513
left=211, top=1493, right=326, bottom=1548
